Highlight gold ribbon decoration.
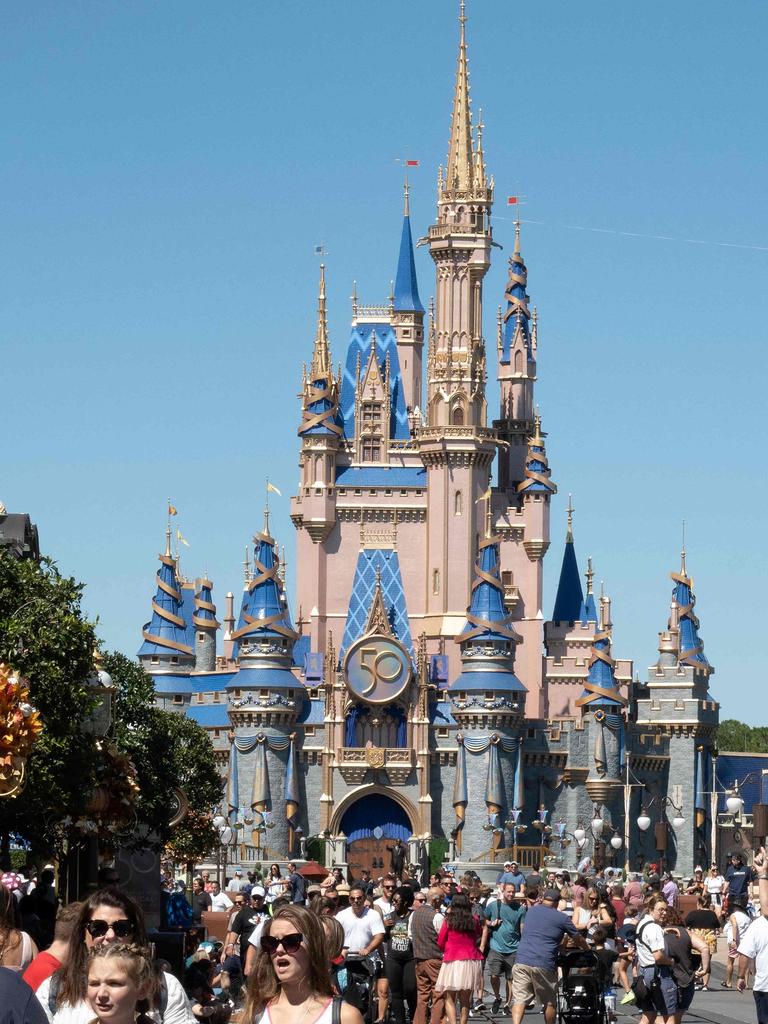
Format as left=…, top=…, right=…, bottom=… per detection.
left=231, top=545, right=299, bottom=643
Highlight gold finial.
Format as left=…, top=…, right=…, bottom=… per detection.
left=531, top=305, right=538, bottom=353
left=484, top=490, right=492, bottom=539
left=310, top=263, right=331, bottom=379
left=403, top=174, right=410, bottom=217
left=388, top=279, right=395, bottom=311
left=446, top=0, right=474, bottom=192
left=532, top=410, right=542, bottom=443
left=164, top=525, right=172, bottom=558
left=243, top=544, right=250, bottom=585
left=585, top=557, right=594, bottom=595
left=566, top=494, right=574, bottom=540
left=513, top=214, right=522, bottom=257
left=681, top=519, right=687, bottom=576
left=351, top=280, right=358, bottom=317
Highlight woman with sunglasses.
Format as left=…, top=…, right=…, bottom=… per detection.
left=265, top=866, right=288, bottom=912
left=385, top=887, right=416, bottom=1024
left=36, top=887, right=194, bottom=1024
left=244, top=904, right=362, bottom=1024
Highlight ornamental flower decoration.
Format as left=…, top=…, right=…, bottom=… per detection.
left=0, top=664, right=43, bottom=797
left=84, top=741, right=140, bottom=830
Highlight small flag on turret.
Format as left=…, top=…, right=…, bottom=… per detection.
left=267, top=481, right=282, bottom=496
left=507, top=196, right=519, bottom=205
left=168, top=503, right=178, bottom=516
left=406, top=160, right=419, bottom=167
left=475, top=486, right=492, bottom=503
left=314, top=245, right=326, bottom=256
left=176, top=528, right=190, bottom=547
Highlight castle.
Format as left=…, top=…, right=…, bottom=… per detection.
left=138, top=4, right=718, bottom=879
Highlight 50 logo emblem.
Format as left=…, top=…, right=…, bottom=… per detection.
left=344, top=635, right=412, bottom=704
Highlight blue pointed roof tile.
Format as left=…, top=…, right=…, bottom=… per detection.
left=500, top=228, right=531, bottom=364
left=138, top=535, right=195, bottom=660
left=340, top=321, right=409, bottom=441
left=671, top=559, right=712, bottom=675
left=232, top=526, right=297, bottom=662
left=340, top=549, right=413, bottom=661
left=552, top=532, right=585, bottom=622
left=393, top=212, right=424, bottom=313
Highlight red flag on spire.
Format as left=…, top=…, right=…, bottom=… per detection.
left=406, top=160, right=419, bottom=166
left=507, top=196, right=519, bottom=205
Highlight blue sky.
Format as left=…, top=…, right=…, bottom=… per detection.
left=3, top=1, right=766, bottom=723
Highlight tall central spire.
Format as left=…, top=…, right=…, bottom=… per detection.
left=310, top=264, right=331, bottom=380
left=446, top=0, right=474, bottom=191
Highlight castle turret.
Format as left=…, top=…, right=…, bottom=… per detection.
left=193, top=577, right=220, bottom=672
left=392, top=180, right=425, bottom=417
left=138, top=526, right=195, bottom=677
left=449, top=531, right=526, bottom=856
left=229, top=512, right=304, bottom=857
left=635, top=545, right=719, bottom=874
left=497, top=222, right=537, bottom=490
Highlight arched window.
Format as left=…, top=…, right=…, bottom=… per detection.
left=514, top=350, right=523, bottom=373
left=454, top=490, right=463, bottom=516
left=432, top=569, right=440, bottom=595
left=451, top=405, right=465, bottom=426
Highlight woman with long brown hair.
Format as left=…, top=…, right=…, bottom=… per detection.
left=0, top=879, right=38, bottom=971
left=244, top=904, right=361, bottom=1024
left=35, top=887, right=192, bottom=1024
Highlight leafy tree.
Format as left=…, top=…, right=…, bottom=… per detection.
left=164, top=809, right=219, bottom=872
left=0, top=551, right=100, bottom=855
left=103, top=652, right=223, bottom=850
left=717, top=719, right=768, bottom=754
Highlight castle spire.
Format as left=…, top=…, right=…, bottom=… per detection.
left=393, top=180, right=424, bottom=313
left=446, top=0, right=475, bottom=192
left=576, top=583, right=627, bottom=711
left=516, top=413, right=557, bottom=497
left=578, top=556, right=598, bottom=624
left=310, top=263, right=331, bottom=380
left=552, top=500, right=585, bottom=622
left=669, top=552, right=712, bottom=676
left=138, top=528, right=194, bottom=664
left=299, top=265, right=342, bottom=437
left=231, top=521, right=298, bottom=663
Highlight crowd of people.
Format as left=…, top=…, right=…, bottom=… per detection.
left=1, top=850, right=768, bottom=1024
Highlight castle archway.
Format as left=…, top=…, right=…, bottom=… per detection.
left=332, top=787, right=416, bottom=879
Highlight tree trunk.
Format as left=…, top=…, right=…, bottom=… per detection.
left=0, top=830, right=10, bottom=871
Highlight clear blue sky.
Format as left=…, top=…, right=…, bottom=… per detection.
left=4, top=1, right=766, bottom=723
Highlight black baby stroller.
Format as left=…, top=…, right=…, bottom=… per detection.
left=340, top=953, right=381, bottom=1024
left=556, top=949, right=610, bottom=1024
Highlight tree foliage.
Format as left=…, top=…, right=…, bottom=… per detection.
left=165, top=809, right=219, bottom=866
left=0, top=551, right=100, bottom=850
left=717, top=719, right=768, bottom=754
left=104, top=652, right=223, bottom=850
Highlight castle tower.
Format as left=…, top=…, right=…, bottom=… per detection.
left=291, top=264, right=342, bottom=649
left=193, top=577, right=220, bottom=672
left=419, top=1, right=498, bottom=638
left=448, top=532, right=526, bottom=857
left=635, top=547, right=719, bottom=874
left=425, top=0, right=493, bottom=429
left=496, top=222, right=537, bottom=491
left=229, top=512, right=303, bottom=857
left=575, top=588, right=627, bottom=849
left=392, top=180, right=425, bottom=417
left=137, top=526, right=195, bottom=677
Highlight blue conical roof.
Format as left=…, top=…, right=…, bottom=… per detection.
left=138, top=539, right=194, bottom=659
left=340, top=548, right=413, bottom=661
left=577, top=631, right=624, bottom=709
left=671, top=564, right=711, bottom=674
left=451, top=537, right=526, bottom=694
left=461, top=539, right=517, bottom=644
left=500, top=230, right=531, bottom=364
left=193, top=578, right=220, bottom=630
left=552, top=533, right=585, bottom=622
left=232, top=528, right=297, bottom=655
left=393, top=212, right=424, bottom=313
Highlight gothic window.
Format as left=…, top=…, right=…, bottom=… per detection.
left=362, top=439, right=381, bottom=462
left=433, top=569, right=440, bottom=594
left=451, top=405, right=465, bottom=426
left=454, top=490, right=463, bottom=516
left=362, top=401, right=383, bottom=430
left=514, top=350, right=523, bottom=373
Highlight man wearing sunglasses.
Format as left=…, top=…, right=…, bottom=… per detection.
left=228, top=886, right=268, bottom=974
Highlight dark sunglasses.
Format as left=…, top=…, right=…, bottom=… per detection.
left=261, top=932, right=303, bottom=954
left=349, top=895, right=365, bottom=902
left=86, top=918, right=133, bottom=939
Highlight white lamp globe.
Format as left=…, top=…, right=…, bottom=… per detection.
left=591, top=816, right=604, bottom=836
left=610, top=835, right=623, bottom=850
left=726, top=794, right=743, bottom=816
left=637, top=813, right=651, bottom=831
left=672, top=815, right=685, bottom=829
left=574, top=827, right=586, bottom=843
left=212, top=815, right=227, bottom=829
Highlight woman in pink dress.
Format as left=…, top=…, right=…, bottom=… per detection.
left=434, top=893, right=484, bottom=1024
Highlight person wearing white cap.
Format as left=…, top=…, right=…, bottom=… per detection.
left=496, top=861, right=526, bottom=891
left=226, top=868, right=247, bottom=893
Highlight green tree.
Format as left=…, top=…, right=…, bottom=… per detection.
left=0, top=551, right=100, bottom=855
left=717, top=719, right=768, bottom=754
left=103, top=652, right=223, bottom=850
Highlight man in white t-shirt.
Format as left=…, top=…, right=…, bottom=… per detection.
left=226, top=869, right=247, bottom=893
left=210, top=882, right=234, bottom=913
left=373, top=875, right=398, bottom=925
left=336, top=885, right=386, bottom=955
left=634, top=896, right=676, bottom=1024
